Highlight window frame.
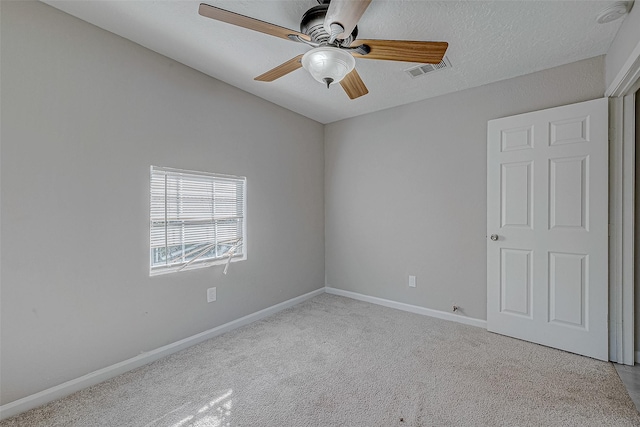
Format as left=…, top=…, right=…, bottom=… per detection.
left=149, top=166, right=247, bottom=276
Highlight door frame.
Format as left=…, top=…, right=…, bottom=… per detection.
left=606, top=40, right=640, bottom=364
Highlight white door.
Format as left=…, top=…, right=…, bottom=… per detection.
left=487, top=98, right=608, bottom=361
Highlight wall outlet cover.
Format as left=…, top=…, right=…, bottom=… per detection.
left=409, top=275, right=416, bottom=288
left=207, top=287, right=217, bottom=303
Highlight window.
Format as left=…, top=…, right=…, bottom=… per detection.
left=150, top=166, right=246, bottom=276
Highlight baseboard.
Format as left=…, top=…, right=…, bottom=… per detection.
left=0, top=287, right=325, bottom=421
left=324, top=286, right=487, bottom=329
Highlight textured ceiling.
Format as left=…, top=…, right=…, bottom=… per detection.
left=42, top=0, right=625, bottom=124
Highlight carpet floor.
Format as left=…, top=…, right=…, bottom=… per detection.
left=2, top=293, right=639, bottom=426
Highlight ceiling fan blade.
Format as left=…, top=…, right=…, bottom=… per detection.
left=324, top=0, right=372, bottom=40
left=254, top=55, right=304, bottom=82
left=351, top=40, right=448, bottom=64
left=199, top=3, right=310, bottom=42
left=340, top=68, right=369, bottom=99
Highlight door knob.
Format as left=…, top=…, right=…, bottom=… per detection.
left=490, top=234, right=499, bottom=241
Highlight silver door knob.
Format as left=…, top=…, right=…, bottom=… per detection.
left=490, top=234, right=499, bottom=241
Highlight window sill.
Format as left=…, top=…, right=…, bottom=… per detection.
left=149, top=255, right=246, bottom=277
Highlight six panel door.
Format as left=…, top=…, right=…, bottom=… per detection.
left=486, top=98, right=608, bottom=361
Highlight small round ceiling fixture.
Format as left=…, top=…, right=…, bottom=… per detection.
left=596, top=1, right=631, bottom=24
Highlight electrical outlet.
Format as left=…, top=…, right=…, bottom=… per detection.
left=207, top=287, right=217, bottom=303
left=408, top=275, right=416, bottom=288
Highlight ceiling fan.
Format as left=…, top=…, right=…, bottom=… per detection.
left=198, top=0, right=448, bottom=100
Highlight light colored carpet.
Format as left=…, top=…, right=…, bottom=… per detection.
left=2, top=294, right=639, bottom=426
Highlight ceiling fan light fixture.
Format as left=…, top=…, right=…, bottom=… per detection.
left=301, top=46, right=355, bottom=87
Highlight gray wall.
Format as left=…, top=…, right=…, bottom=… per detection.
left=325, top=56, right=605, bottom=321
left=0, top=1, right=324, bottom=405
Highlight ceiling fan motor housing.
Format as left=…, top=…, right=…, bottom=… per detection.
left=300, top=4, right=357, bottom=46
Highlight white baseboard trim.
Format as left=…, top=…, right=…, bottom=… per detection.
left=325, top=286, right=487, bottom=329
left=0, top=287, right=325, bottom=421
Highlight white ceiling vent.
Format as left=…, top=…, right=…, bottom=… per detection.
left=405, top=57, right=451, bottom=78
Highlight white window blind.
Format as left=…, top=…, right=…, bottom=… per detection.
left=150, top=166, right=246, bottom=275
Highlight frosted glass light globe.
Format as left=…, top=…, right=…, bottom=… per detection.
left=301, top=46, right=356, bottom=88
